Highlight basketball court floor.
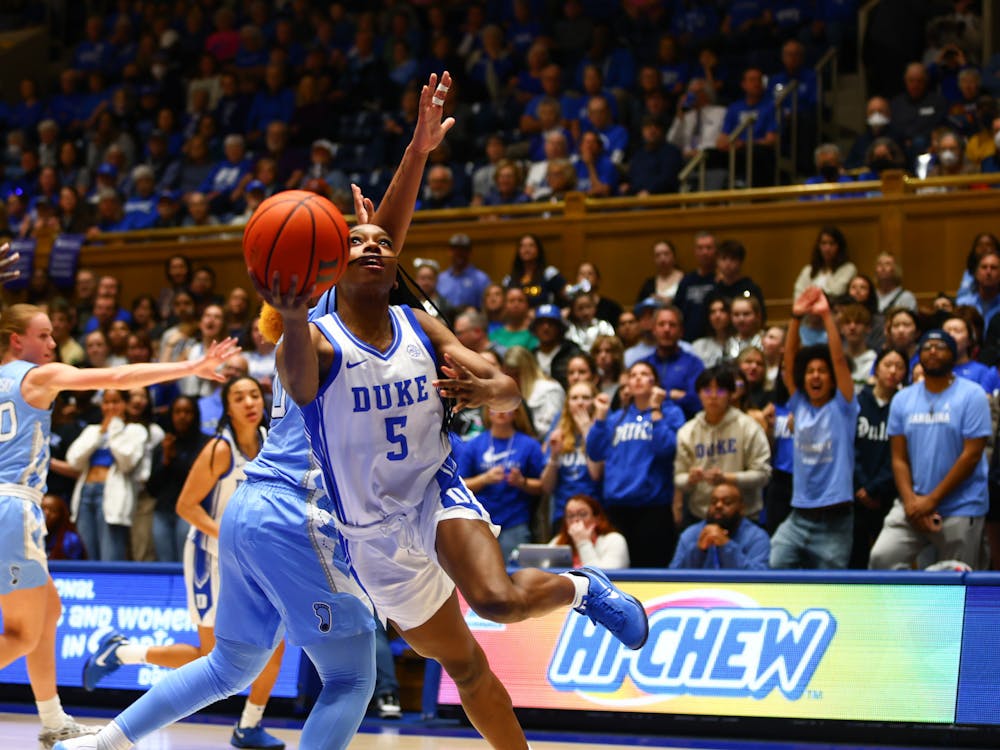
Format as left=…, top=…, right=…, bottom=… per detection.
left=0, top=709, right=973, bottom=750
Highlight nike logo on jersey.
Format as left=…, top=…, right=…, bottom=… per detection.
left=346, top=360, right=365, bottom=369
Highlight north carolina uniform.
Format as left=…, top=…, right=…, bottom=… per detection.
left=183, top=425, right=263, bottom=626
left=0, top=359, right=52, bottom=595
left=302, top=304, right=496, bottom=630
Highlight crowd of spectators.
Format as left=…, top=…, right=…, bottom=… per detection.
left=0, top=0, right=993, bottom=240
left=31, top=225, right=1000, bottom=576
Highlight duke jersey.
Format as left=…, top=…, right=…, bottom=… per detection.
left=0, top=359, right=51, bottom=499
left=303, top=305, right=450, bottom=527
left=188, top=424, right=265, bottom=555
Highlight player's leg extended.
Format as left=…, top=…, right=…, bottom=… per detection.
left=2, top=578, right=53, bottom=683
left=299, top=631, right=375, bottom=750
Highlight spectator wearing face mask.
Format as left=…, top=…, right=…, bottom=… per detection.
left=803, top=144, right=857, bottom=199
left=846, top=97, right=904, bottom=170
left=925, top=130, right=976, bottom=181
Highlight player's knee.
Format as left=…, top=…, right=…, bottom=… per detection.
left=439, top=642, right=489, bottom=690
left=2, top=624, right=41, bottom=657
left=462, top=583, right=522, bottom=624
left=207, top=639, right=270, bottom=696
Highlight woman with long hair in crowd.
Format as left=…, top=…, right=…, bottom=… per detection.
left=851, top=347, right=908, bottom=569
left=691, top=294, right=732, bottom=368
left=590, top=334, right=625, bottom=402
left=502, top=345, right=565, bottom=436
left=502, top=233, right=568, bottom=307
left=459, top=403, right=545, bottom=561
left=82, top=375, right=288, bottom=747
left=884, top=306, right=922, bottom=375
left=635, top=239, right=684, bottom=306
left=793, top=225, right=858, bottom=300
left=550, top=494, right=629, bottom=569
left=541, top=381, right=604, bottom=529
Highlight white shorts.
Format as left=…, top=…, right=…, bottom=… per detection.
left=183, top=539, right=220, bottom=628
left=339, top=467, right=498, bottom=632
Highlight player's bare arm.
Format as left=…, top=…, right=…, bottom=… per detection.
left=414, top=309, right=520, bottom=411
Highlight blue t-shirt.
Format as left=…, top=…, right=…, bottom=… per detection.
left=954, top=359, right=1000, bottom=395
left=789, top=390, right=859, bottom=508
left=545, top=439, right=601, bottom=524
left=722, top=99, right=777, bottom=142
left=887, top=378, right=990, bottom=517
left=437, top=266, right=492, bottom=311
left=457, top=430, right=544, bottom=529
left=772, top=403, right=795, bottom=474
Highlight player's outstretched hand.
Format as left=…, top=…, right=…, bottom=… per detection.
left=0, top=242, right=21, bottom=282
left=249, top=269, right=315, bottom=321
left=192, top=337, right=242, bottom=381
left=351, top=183, right=374, bottom=224
left=413, top=71, right=456, bottom=155
left=434, top=352, right=492, bottom=411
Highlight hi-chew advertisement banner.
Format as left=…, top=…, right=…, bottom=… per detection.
left=0, top=567, right=303, bottom=698
left=440, top=581, right=964, bottom=724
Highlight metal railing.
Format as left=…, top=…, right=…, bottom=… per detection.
left=773, top=79, right=799, bottom=185
left=727, top=113, right=758, bottom=190
left=678, top=150, right=707, bottom=194
left=814, top=46, right=838, bottom=145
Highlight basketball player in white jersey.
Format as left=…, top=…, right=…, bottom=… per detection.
left=259, top=221, right=649, bottom=750
left=0, top=293, right=238, bottom=749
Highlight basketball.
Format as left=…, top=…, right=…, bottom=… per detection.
left=242, top=190, right=350, bottom=296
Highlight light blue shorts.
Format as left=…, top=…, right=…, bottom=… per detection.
left=0, top=494, right=48, bottom=594
left=216, top=480, right=374, bottom=649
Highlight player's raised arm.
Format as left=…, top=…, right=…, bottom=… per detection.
left=372, top=70, right=455, bottom=252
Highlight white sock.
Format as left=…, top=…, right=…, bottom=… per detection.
left=97, top=720, right=133, bottom=750
left=36, top=695, right=68, bottom=730
left=116, top=642, right=149, bottom=665
left=561, top=572, right=588, bottom=609
left=239, top=700, right=266, bottom=729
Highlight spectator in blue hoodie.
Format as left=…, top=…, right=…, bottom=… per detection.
left=670, top=480, right=770, bottom=570
left=587, top=360, right=685, bottom=567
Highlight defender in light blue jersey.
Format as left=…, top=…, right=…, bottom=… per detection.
left=263, top=217, right=649, bottom=750
left=0, top=300, right=239, bottom=750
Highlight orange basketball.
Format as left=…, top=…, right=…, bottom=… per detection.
left=243, top=190, right=349, bottom=296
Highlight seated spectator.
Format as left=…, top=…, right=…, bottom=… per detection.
left=572, top=261, right=622, bottom=327
left=642, top=306, right=705, bottom=418
left=851, top=348, right=908, bottom=569
left=489, top=287, right=537, bottom=355
left=437, top=233, right=492, bottom=312
left=793, top=225, right=858, bottom=300
left=480, top=159, right=530, bottom=207
left=549, top=494, right=629, bottom=569
left=839, top=303, right=876, bottom=386
left=501, top=233, right=568, bottom=308
left=715, top=239, right=766, bottom=314
left=956, top=248, right=1000, bottom=329
left=963, top=95, right=997, bottom=170
left=503, top=345, right=565, bottom=437
left=670, top=481, right=770, bottom=570
left=459, top=403, right=543, bottom=561
left=541, top=384, right=604, bottom=528
left=525, top=97, right=574, bottom=167
left=673, top=364, right=772, bottom=529
left=300, top=139, right=349, bottom=195
left=870, top=330, right=989, bottom=570
left=470, top=134, right=506, bottom=205
left=530, top=303, right=581, bottom=389
left=181, top=191, right=219, bottom=229
left=947, top=69, right=986, bottom=139
left=874, top=252, right=917, bottom=313
left=692, top=294, right=733, bottom=368
left=199, top=134, right=251, bottom=215
left=525, top=128, right=571, bottom=198
left=770, top=287, right=858, bottom=570
left=890, top=63, right=949, bottom=158
left=530, top=158, right=578, bottom=203
left=620, top=116, right=681, bottom=196
left=411, top=258, right=452, bottom=322
left=586, top=361, right=685, bottom=567
left=716, top=67, right=777, bottom=187
left=803, top=143, right=857, bottom=197
left=44, top=493, right=86, bottom=560
left=122, top=165, right=158, bottom=229
left=416, top=164, right=465, bottom=210
left=846, top=96, right=905, bottom=169
left=565, top=291, right=616, bottom=353
left=581, top=94, right=628, bottom=165
left=942, top=315, right=1000, bottom=394
left=573, top=131, right=619, bottom=197
left=726, top=296, right=765, bottom=360
left=636, top=239, right=684, bottom=306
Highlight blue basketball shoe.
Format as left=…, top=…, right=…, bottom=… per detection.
left=571, top=567, right=649, bottom=650
left=82, top=631, right=127, bottom=691
left=231, top=723, right=286, bottom=749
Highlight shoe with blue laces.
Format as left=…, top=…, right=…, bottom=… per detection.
left=571, top=567, right=649, bottom=650
left=231, top=723, right=286, bottom=749
left=82, top=631, right=127, bottom=691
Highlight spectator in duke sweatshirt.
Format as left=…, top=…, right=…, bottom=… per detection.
left=586, top=361, right=685, bottom=567
left=673, top=365, right=772, bottom=529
